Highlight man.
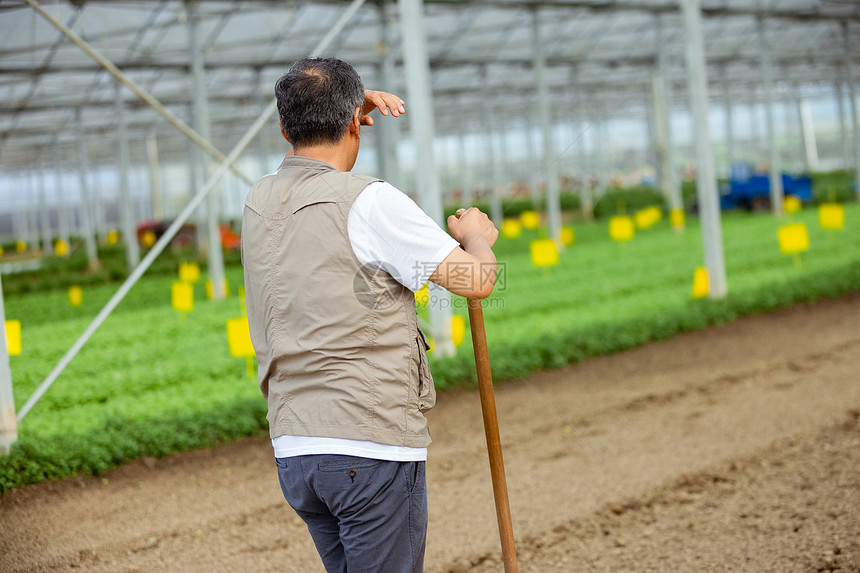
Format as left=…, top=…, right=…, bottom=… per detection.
left=241, top=58, right=498, bottom=573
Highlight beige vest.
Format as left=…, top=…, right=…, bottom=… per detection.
left=242, top=156, right=436, bottom=448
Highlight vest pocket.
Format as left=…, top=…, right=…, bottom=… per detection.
left=415, top=328, right=436, bottom=412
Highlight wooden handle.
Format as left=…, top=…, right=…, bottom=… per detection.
left=467, top=298, right=518, bottom=573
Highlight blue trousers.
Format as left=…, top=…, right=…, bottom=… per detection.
left=276, top=455, right=427, bottom=573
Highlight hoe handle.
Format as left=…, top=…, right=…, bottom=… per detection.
left=467, top=298, right=518, bottom=573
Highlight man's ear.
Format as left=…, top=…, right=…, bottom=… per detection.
left=278, top=118, right=290, bottom=143
left=349, top=108, right=361, bottom=136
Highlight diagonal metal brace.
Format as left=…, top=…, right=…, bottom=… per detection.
left=24, top=0, right=256, bottom=186
left=15, top=0, right=371, bottom=423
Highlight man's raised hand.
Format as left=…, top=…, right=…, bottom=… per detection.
left=361, top=90, right=405, bottom=126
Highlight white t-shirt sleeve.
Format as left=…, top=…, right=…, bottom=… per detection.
left=348, top=181, right=459, bottom=292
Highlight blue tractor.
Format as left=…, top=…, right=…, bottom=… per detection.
left=719, top=163, right=813, bottom=211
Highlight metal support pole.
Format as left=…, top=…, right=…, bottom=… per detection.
left=835, top=78, right=849, bottom=169
left=532, top=8, right=561, bottom=242
left=146, top=129, right=164, bottom=221
left=597, top=119, right=611, bottom=196
left=576, top=87, right=591, bottom=219
left=0, top=271, right=17, bottom=454
left=646, top=80, right=660, bottom=190
left=10, top=200, right=20, bottom=247
left=37, top=161, right=54, bottom=255
left=254, top=68, right=272, bottom=177
left=398, top=0, right=454, bottom=357
left=116, top=82, right=140, bottom=269
left=786, top=85, right=803, bottom=172
left=376, top=2, right=403, bottom=189
left=458, top=120, right=473, bottom=208
left=798, top=98, right=819, bottom=173
left=750, top=101, right=762, bottom=163
left=137, top=162, right=152, bottom=221
left=54, top=138, right=70, bottom=254
left=17, top=177, right=31, bottom=249
left=721, top=65, right=735, bottom=178
left=498, top=126, right=512, bottom=198
left=593, top=118, right=604, bottom=199
left=843, top=22, right=860, bottom=199
left=651, top=71, right=673, bottom=209
left=188, top=0, right=226, bottom=300
left=758, top=16, right=784, bottom=215
left=25, top=175, right=38, bottom=250
left=91, top=168, right=106, bottom=243
left=480, top=67, right=504, bottom=227
left=374, top=60, right=402, bottom=187
left=188, top=107, right=208, bottom=253
left=189, top=6, right=209, bottom=252
left=793, top=93, right=806, bottom=173
left=448, top=136, right=460, bottom=205
left=654, top=16, right=683, bottom=217
left=525, top=116, right=541, bottom=210
left=680, top=0, right=727, bottom=299
left=75, top=107, right=99, bottom=269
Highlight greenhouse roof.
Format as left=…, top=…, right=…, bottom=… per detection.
left=0, top=0, right=858, bottom=171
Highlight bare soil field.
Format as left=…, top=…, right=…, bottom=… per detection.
left=2, top=294, right=859, bottom=572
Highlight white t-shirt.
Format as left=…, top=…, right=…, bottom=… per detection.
left=272, top=180, right=459, bottom=461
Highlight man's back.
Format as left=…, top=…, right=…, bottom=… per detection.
left=242, top=155, right=435, bottom=448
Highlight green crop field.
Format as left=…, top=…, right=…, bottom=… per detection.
left=2, top=203, right=860, bottom=492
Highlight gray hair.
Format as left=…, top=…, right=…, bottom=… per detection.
left=274, top=58, right=365, bottom=148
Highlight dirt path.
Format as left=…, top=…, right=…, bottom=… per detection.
left=2, top=294, right=859, bottom=572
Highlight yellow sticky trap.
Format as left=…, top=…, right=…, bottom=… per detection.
left=0, top=245, right=4, bottom=256
left=692, top=267, right=709, bottom=299
left=818, top=203, right=845, bottom=230
left=68, top=286, right=83, bottom=307
left=15, top=240, right=26, bottom=253
left=142, top=230, right=156, bottom=248
left=670, top=208, right=685, bottom=229
left=106, top=230, right=119, bottom=245
left=206, top=278, right=230, bottom=299
left=783, top=196, right=802, bottom=214
left=226, top=317, right=255, bottom=358
left=451, top=315, right=466, bottom=348
left=5, top=320, right=21, bottom=356
left=171, top=281, right=194, bottom=313
left=414, top=283, right=430, bottom=307
left=529, top=238, right=559, bottom=268
left=519, top=210, right=540, bottom=230
left=634, top=206, right=662, bottom=230
left=559, top=226, right=575, bottom=246
left=500, top=219, right=522, bottom=239
left=179, top=262, right=201, bottom=283
left=54, top=239, right=68, bottom=257
left=609, top=216, right=635, bottom=241
left=777, top=223, right=810, bottom=255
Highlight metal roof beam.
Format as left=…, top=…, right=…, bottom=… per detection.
left=0, top=4, right=253, bottom=58
left=415, top=0, right=860, bottom=23
left=0, top=50, right=844, bottom=120
left=13, top=0, right=257, bottom=186
left=0, top=46, right=838, bottom=76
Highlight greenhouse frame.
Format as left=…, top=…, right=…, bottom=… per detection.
left=1, top=0, right=859, bottom=449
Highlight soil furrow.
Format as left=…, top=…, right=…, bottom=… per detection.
left=1, top=294, right=858, bottom=572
